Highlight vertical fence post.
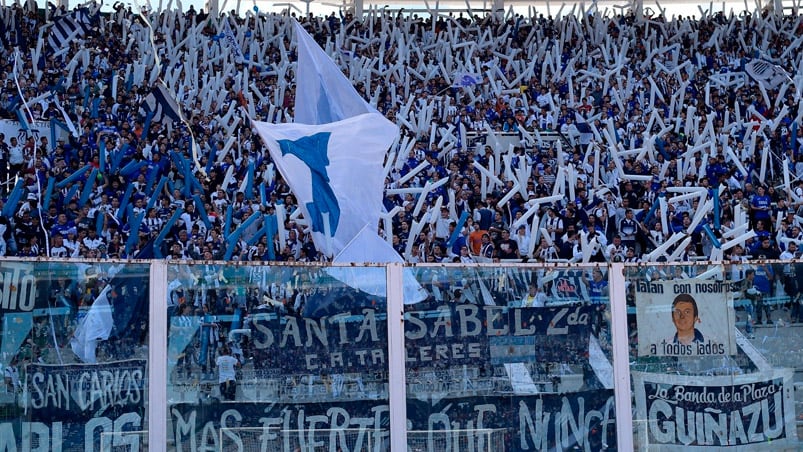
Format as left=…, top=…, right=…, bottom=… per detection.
left=387, top=263, right=408, bottom=450
left=148, top=260, right=168, bottom=452
left=609, top=262, right=634, bottom=451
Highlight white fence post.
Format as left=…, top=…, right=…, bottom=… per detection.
left=148, top=260, right=168, bottom=452
left=387, top=263, right=408, bottom=450
left=609, top=262, right=634, bottom=451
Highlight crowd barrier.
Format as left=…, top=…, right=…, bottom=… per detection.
left=0, top=258, right=800, bottom=451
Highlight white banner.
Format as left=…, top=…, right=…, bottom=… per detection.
left=0, top=119, right=52, bottom=144
left=635, top=279, right=737, bottom=357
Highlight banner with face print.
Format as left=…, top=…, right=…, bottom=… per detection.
left=634, top=279, right=737, bottom=357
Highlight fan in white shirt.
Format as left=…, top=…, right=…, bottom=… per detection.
left=50, top=234, right=70, bottom=258
left=82, top=230, right=105, bottom=250
left=519, top=284, right=546, bottom=308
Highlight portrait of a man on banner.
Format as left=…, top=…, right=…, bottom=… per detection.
left=635, top=279, right=737, bottom=357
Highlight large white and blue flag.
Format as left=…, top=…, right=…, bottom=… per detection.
left=255, top=20, right=426, bottom=303
left=254, top=20, right=399, bottom=259
left=253, top=113, right=396, bottom=258
left=292, top=20, right=378, bottom=125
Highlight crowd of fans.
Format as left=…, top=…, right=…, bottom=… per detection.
left=0, top=1, right=800, bottom=271
left=2, top=4, right=803, bottom=441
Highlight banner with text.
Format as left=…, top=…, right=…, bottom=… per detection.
left=0, top=359, right=147, bottom=452
left=249, top=304, right=595, bottom=374
left=250, top=308, right=389, bottom=374
left=406, top=303, right=594, bottom=366
left=548, top=269, right=592, bottom=302
left=633, top=370, right=797, bottom=449
left=0, top=261, right=50, bottom=313
left=170, top=389, right=615, bottom=451
left=635, top=279, right=737, bottom=357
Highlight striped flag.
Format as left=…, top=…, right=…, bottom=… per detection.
left=745, top=59, right=790, bottom=90
left=139, top=83, right=182, bottom=124
left=47, top=7, right=95, bottom=54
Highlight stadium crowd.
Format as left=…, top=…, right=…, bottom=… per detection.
left=0, top=1, right=800, bottom=271
left=4, top=3, right=803, bottom=407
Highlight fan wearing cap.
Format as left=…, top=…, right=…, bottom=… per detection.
left=62, top=228, right=80, bottom=256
